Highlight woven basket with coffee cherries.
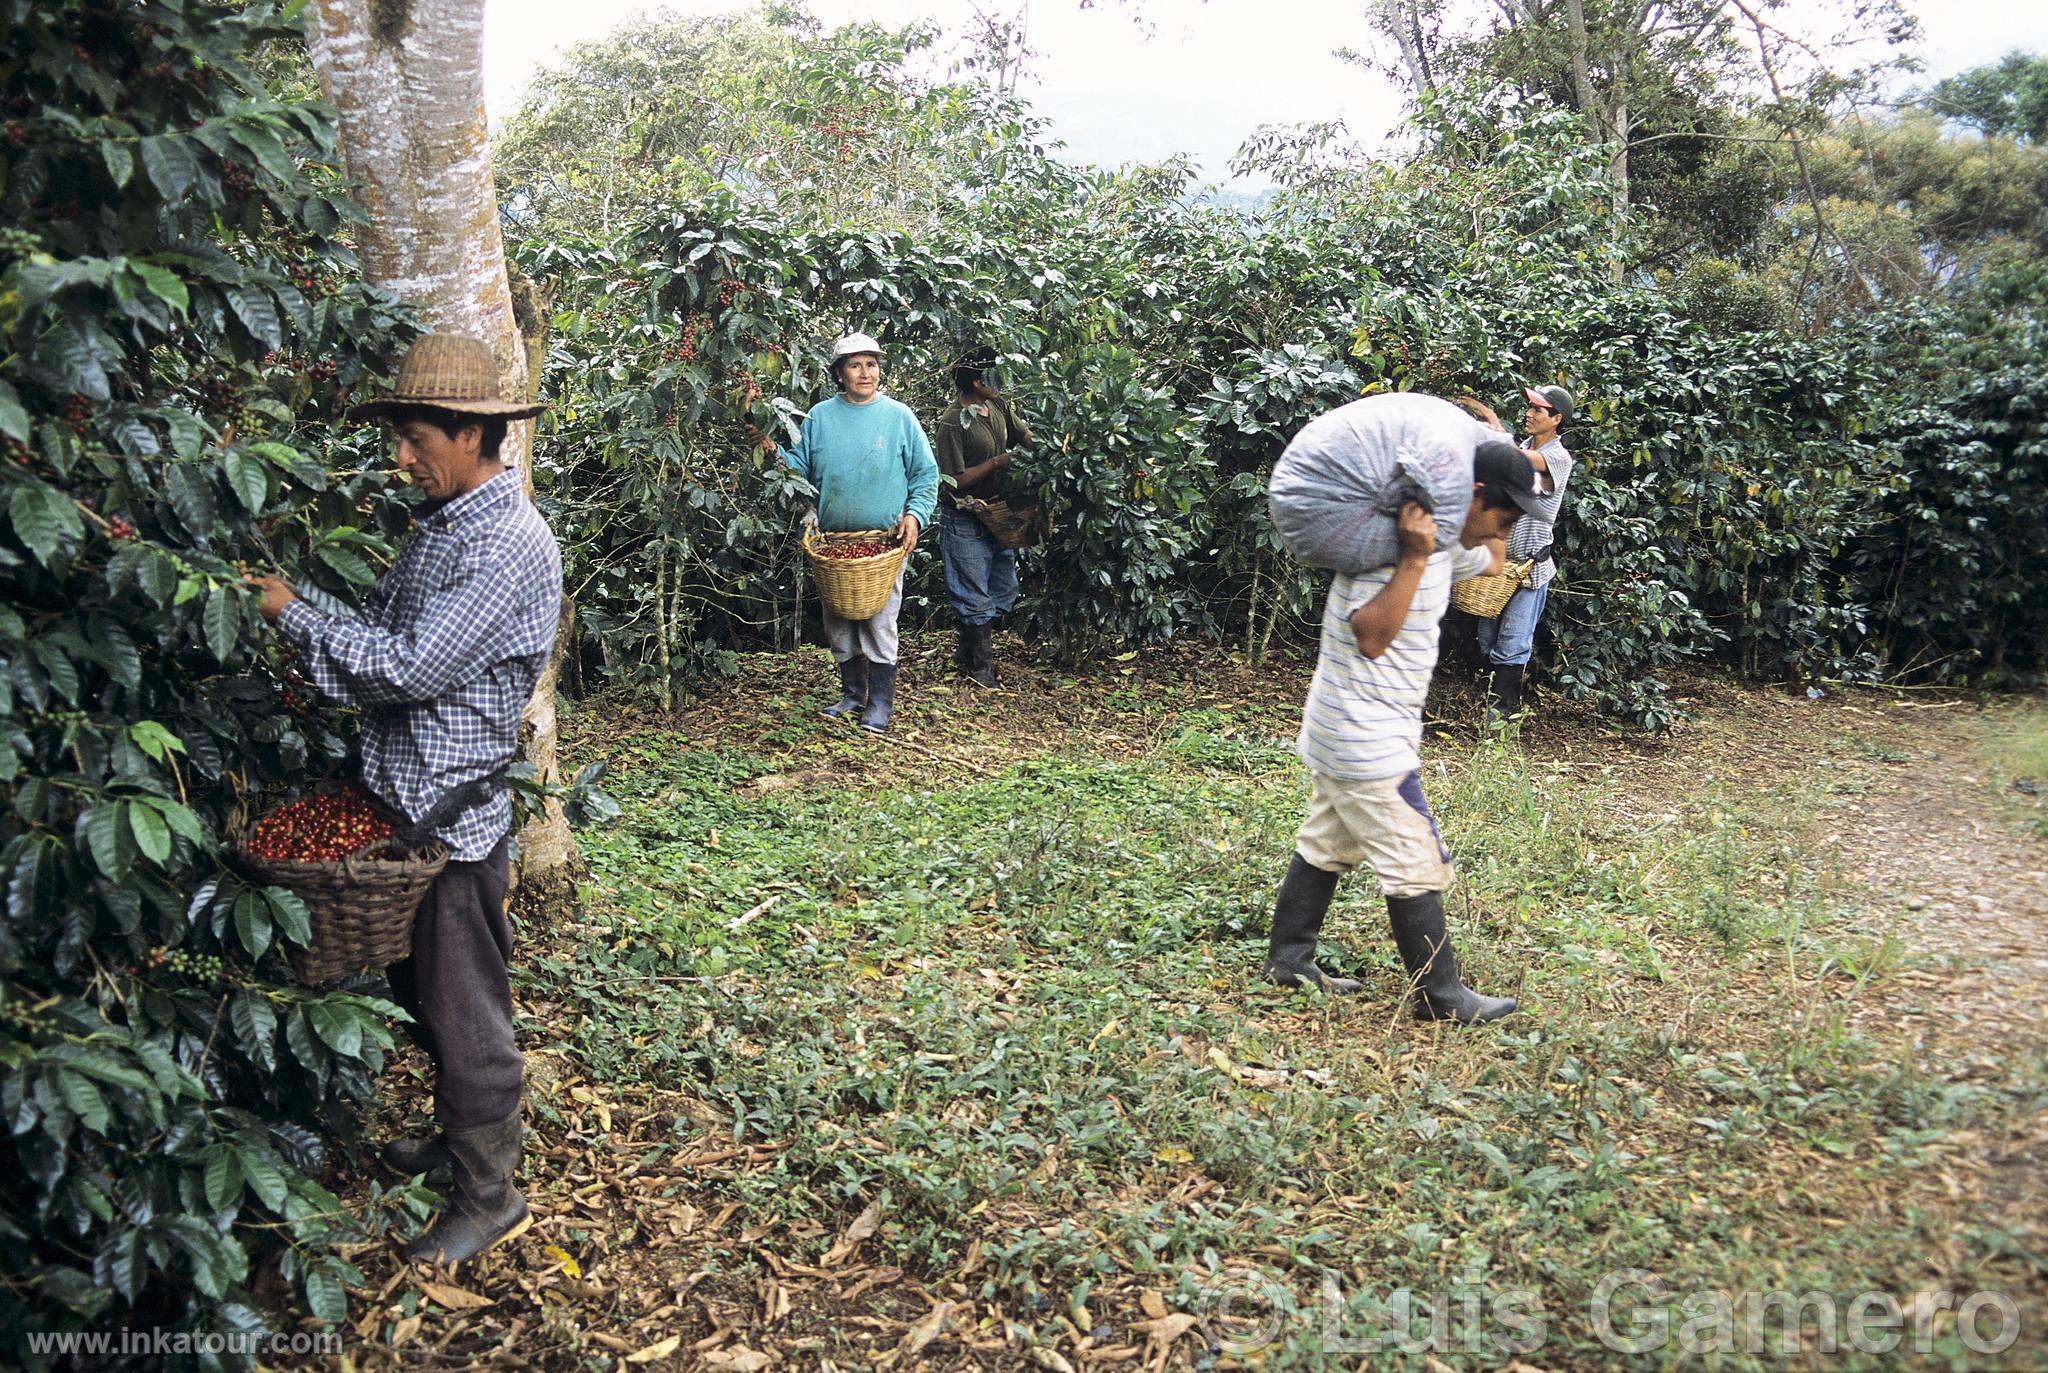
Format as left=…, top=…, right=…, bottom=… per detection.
left=803, top=527, right=910, bottom=620
left=1450, top=557, right=1536, bottom=619
left=234, top=784, right=446, bottom=985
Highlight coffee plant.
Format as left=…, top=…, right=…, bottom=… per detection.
left=526, top=80, right=2046, bottom=728
left=1, top=0, right=422, bottom=1361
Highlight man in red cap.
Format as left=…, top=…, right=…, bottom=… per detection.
left=1462, top=385, right=1577, bottom=719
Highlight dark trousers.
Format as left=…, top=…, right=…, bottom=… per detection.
left=386, top=838, right=522, bottom=1130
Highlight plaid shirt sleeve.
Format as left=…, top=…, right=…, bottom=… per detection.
left=276, top=553, right=524, bottom=707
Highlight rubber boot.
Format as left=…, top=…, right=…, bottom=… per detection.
left=1485, top=662, right=1524, bottom=724
left=399, top=1113, right=531, bottom=1265
left=822, top=656, right=867, bottom=719
left=860, top=662, right=897, bottom=733
left=1385, top=892, right=1517, bottom=1024
left=966, top=622, right=998, bottom=689
left=381, top=1133, right=452, bottom=1175
left=1262, top=856, right=1364, bottom=994
left=954, top=627, right=974, bottom=676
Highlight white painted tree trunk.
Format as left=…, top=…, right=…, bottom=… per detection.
left=306, top=0, right=578, bottom=901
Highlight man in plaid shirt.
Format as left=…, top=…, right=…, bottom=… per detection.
left=248, top=334, right=561, bottom=1265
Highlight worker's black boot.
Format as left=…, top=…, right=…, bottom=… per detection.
left=1485, top=662, right=1524, bottom=724
left=380, top=1132, right=452, bottom=1175
left=399, top=1113, right=530, bottom=1265
left=1262, top=856, right=1363, bottom=995
left=823, top=656, right=867, bottom=719
left=1386, top=892, right=1517, bottom=1024
left=860, top=662, right=897, bottom=733
left=966, top=622, right=998, bottom=689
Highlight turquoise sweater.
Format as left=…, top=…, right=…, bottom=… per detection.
left=782, top=394, right=939, bottom=532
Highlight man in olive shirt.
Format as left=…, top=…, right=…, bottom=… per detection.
left=934, top=345, right=1032, bottom=687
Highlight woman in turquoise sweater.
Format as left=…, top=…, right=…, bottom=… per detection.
left=774, top=333, right=939, bottom=732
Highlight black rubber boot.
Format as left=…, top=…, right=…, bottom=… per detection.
left=966, top=622, right=998, bottom=689
left=381, top=1133, right=452, bottom=1175
left=1485, top=662, right=1524, bottom=723
left=399, top=1114, right=531, bottom=1265
left=822, top=656, right=867, bottom=719
left=860, top=662, right=897, bottom=733
left=955, top=627, right=974, bottom=676
left=1262, top=856, right=1363, bottom=994
left=1385, top=892, right=1517, bottom=1024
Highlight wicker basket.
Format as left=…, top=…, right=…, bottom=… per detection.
left=1450, top=557, right=1535, bottom=619
left=237, top=833, right=448, bottom=986
left=803, top=526, right=909, bottom=620
left=958, top=497, right=1041, bottom=551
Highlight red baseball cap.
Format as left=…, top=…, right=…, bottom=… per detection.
left=1522, top=385, right=1574, bottom=421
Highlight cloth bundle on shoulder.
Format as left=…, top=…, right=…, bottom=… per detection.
left=1268, top=392, right=1496, bottom=574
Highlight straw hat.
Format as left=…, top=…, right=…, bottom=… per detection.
left=346, top=333, right=546, bottom=423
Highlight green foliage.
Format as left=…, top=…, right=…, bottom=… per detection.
left=1731, top=110, right=2048, bottom=328
left=0, top=0, right=418, bottom=1360
left=495, top=7, right=1043, bottom=239
left=1929, top=49, right=2048, bottom=144
left=1855, top=261, right=2048, bottom=684
left=527, top=69, right=2047, bottom=724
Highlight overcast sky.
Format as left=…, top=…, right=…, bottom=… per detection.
left=481, top=0, right=2048, bottom=184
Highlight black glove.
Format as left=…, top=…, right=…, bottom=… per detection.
left=387, top=772, right=505, bottom=857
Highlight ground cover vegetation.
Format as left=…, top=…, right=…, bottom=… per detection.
left=2, top=0, right=2044, bottom=1364
left=327, top=656, right=2047, bottom=1370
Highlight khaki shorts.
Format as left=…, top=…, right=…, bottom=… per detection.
left=1295, top=769, right=1455, bottom=897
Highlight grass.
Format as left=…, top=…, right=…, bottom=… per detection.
left=505, top=669, right=2048, bottom=1371
left=1978, top=703, right=2048, bottom=839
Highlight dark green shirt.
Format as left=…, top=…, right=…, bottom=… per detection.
left=934, top=394, right=1024, bottom=507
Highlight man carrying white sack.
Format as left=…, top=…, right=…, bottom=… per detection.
left=1262, top=394, right=1546, bottom=1023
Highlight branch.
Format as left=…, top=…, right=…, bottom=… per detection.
left=1726, top=0, right=1883, bottom=314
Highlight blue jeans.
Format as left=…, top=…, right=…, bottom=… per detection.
left=939, top=504, right=1018, bottom=626
left=1473, top=581, right=1550, bottom=667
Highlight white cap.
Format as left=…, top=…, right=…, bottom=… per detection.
left=831, top=332, right=883, bottom=363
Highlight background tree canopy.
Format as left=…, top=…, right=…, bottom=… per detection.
left=504, top=5, right=2047, bottom=727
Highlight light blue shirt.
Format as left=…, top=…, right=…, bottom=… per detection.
left=782, top=394, right=939, bottom=533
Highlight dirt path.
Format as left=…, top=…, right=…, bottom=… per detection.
left=1512, top=675, right=2048, bottom=1049
left=1516, top=676, right=2048, bottom=1249
left=1815, top=703, right=2048, bottom=1229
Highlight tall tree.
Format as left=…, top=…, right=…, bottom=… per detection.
left=1360, top=0, right=1745, bottom=211
left=1929, top=50, right=2048, bottom=145
left=495, top=9, right=1037, bottom=239
left=1355, top=0, right=1918, bottom=291
left=303, top=0, right=576, bottom=899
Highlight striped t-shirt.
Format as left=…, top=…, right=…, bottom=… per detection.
left=1297, top=543, right=1497, bottom=782
left=1506, top=437, right=1573, bottom=591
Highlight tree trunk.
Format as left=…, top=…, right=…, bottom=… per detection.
left=305, top=0, right=578, bottom=906
left=1372, top=0, right=1441, bottom=98
left=1562, top=0, right=1632, bottom=281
